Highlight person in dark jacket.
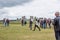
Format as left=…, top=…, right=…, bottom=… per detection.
left=53, top=12, right=60, bottom=40
left=29, top=16, right=33, bottom=30
left=43, top=18, right=47, bottom=29
left=6, top=19, right=9, bottom=26
left=21, top=17, right=24, bottom=26
left=47, top=18, right=51, bottom=28
left=24, top=16, right=27, bottom=26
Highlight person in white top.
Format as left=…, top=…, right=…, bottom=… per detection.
left=3, top=18, right=7, bottom=27
left=33, top=18, right=41, bottom=31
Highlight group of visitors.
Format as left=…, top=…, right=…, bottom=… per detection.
left=21, top=16, right=27, bottom=26
left=2, top=12, right=60, bottom=40
left=3, top=18, right=9, bottom=27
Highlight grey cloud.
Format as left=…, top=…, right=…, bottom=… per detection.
left=0, top=0, right=32, bottom=8
left=0, top=0, right=32, bottom=18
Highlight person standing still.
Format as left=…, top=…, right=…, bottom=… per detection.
left=3, top=18, right=7, bottom=27
left=29, top=16, right=33, bottom=30
left=53, top=12, right=60, bottom=40
left=43, top=18, right=47, bottom=29
left=6, top=19, right=10, bottom=26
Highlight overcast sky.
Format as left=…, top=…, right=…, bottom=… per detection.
left=0, top=0, right=60, bottom=20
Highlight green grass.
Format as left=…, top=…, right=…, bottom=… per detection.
left=0, top=24, right=55, bottom=40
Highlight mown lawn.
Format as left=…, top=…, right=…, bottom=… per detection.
left=0, top=24, right=55, bottom=40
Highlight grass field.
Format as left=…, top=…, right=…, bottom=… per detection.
left=0, top=23, right=55, bottom=40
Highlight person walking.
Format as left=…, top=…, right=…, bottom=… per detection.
left=33, top=18, right=41, bottom=31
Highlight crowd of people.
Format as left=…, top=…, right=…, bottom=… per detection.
left=3, top=16, right=52, bottom=30
left=19, top=16, right=52, bottom=31
left=21, top=16, right=27, bottom=26
left=2, top=12, right=60, bottom=40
